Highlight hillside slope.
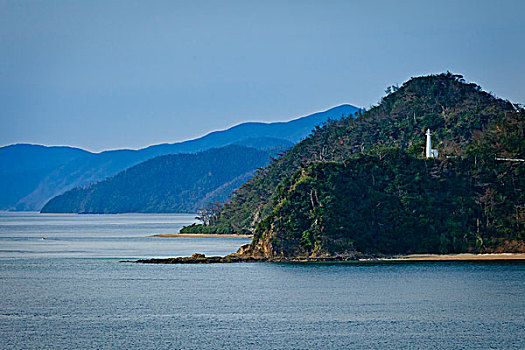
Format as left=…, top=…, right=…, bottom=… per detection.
left=249, top=145, right=524, bottom=258
left=41, top=146, right=274, bottom=213
left=201, top=73, right=520, bottom=236
left=0, top=144, right=90, bottom=209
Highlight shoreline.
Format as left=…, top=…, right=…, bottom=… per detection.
left=150, top=233, right=253, bottom=238
left=374, top=253, right=525, bottom=262
left=133, top=252, right=525, bottom=264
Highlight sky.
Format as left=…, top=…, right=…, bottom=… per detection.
left=1, top=0, right=524, bottom=152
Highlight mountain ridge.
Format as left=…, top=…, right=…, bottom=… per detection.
left=2, top=104, right=360, bottom=210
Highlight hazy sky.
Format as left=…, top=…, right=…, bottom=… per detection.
left=2, top=0, right=524, bottom=152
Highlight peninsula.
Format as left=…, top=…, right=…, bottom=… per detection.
left=138, top=73, right=525, bottom=264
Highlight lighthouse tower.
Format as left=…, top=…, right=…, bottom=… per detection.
left=425, top=129, right=438, bottom=158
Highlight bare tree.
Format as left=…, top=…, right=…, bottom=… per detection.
left=196, top=201, right=223, bottom=226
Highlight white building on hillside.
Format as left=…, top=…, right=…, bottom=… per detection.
left=425, top=129, right=438, bottom=158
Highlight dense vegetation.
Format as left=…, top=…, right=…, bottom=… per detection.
left=41, top=146, right=275, bottom=213
left=252, top=147, right=523, bottom=257
left=193, top=73, right=524, bottom=255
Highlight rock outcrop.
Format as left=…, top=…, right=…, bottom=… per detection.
left=135, top=244, right=362, bottom=264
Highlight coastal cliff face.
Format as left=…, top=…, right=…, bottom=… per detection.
left=194, top=73, right=524, bottom=258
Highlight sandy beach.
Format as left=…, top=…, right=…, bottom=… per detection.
left=151, top=233, right=253, bottom=238
left=374, top=253, right=525, bottom=262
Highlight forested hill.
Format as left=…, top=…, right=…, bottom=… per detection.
left=251, top=144, right=524, bottom=258
left=197, top=73, right=521, bottom=243
left=41, top=145, right=274, bottom=214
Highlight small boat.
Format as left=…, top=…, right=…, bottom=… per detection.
left=42, top=236, right=47, bottom=240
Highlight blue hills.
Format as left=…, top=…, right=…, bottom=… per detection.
left=0, top=104, right=360, bottom=211
left=41, top=145, right=275, bottom=214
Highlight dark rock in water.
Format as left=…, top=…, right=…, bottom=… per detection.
left=134, top=244, right=361, bottom=264
left=191, top=253, right=206, bottom=259
left=135, top=254, right=265, bottom=264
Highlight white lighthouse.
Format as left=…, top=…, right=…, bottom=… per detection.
left=425, top=129, right=438, bottom=158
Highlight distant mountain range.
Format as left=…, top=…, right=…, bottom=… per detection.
left=1, top=104, right=360, bottom=211
left=41, top=145, right=274, bottom=214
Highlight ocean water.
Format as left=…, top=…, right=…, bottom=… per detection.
left=0, top=212, right=524, bottom=349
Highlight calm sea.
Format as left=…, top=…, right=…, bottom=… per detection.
left=0, top=212, right=523, bottom=349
